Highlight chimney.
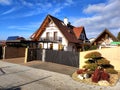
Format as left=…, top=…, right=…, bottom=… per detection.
left=64, top=17, right=69, bottom=25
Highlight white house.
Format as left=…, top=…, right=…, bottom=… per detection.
left=30, top=14, right=89, bottom=51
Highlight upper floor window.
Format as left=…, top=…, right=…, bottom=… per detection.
left=46, top=32, right=50, bottom=40
left=54, top=32, right=57, bottom=41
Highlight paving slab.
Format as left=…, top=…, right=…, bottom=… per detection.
left=23, top=61, right=77, bottom=76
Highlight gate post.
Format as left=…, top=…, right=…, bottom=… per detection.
left=2, top=46, right=6, bottom=60
left=42, top=49, right=45, bottom=62
left=24, top=47, right=28, bottom=63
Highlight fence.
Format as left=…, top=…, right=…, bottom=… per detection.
left=27, top=48, right=79, bottom=67
left=3, top=47, right=26, bottom=59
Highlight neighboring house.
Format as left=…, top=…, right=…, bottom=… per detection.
left=89, top=38, right=95, bottom=43
left=30, top=14, right=89, bottom=51
left=6, top=36, right=25, bottom=41
left=6, top=36, right=26, bottom=47
left=91, top=29, right=118, bottom=48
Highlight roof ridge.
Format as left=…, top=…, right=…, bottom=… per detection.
left=48, top=14, right=63, bottom=22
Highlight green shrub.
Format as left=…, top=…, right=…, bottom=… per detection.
left=101, top=64, right=114, bottom=69
left=84, top=52, right=101, bottom=59
left=83, top=63, right=98, bottom=71
left=86, top=70, right=94, bottom=75
left=85, top=59, right=95, bottom=64
left=106, top=68, right=118, bottom=74
left=97, top=58, right=110, bottom=65
left=88, top=45, right=98, bottom=50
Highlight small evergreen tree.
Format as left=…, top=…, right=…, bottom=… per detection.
left=117, top=32, right=120, bottom=41
left=83, top=52, right=118, bottom=74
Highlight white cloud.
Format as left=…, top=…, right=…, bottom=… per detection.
left=64, top=0, right=74, bottom=6
left=20, top=0, right=33, bottom=7
left=83, top=3, right=105, bottom=14
left=72, top=0, right=120, bottom=38
left=51, top=7, right=64, bottom=15
left=51, top=0, right=74, bottom=15
left=0, top=0, right=12, bottom=5
left=1, top=0, right=74, bottom=18
left=1, top=7, right=16, bottom=15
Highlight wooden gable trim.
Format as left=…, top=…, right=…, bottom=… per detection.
left=30, top=15, right=51, bottom=41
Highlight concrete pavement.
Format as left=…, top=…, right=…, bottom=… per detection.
left=0, top=61, right=120, bottom=90
left=3, top=57, right=77, bottom=76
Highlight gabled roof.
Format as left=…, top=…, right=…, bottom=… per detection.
left=30, top=14, right=84, bottom=43
left=73, top=26, right=85, bottom=39
left=7, top=36, right=25, bottom=41
left=92, top=29, right=118, bottom=44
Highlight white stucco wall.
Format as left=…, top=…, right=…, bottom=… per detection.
left=39, top=21, right=73, bottom=51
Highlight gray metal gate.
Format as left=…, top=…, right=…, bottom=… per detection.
left=27, top=48, right=42, bottom=61
left=27, top=48, right=79, bottom=67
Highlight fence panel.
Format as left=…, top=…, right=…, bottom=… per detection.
left=36, top=49, right=42, bottom=60
left=27, top=48, right=42, bottom=61
left=45, top=50, right=79, bottom=67
left=3, top=47, right=25, bottom=59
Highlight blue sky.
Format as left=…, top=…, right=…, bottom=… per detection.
left=0, top=0, right=120, bottom=40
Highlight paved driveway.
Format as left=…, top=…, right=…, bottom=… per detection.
left=23, top=61, right=77, bottom=76
left=3, top=57, right=78, bottom=76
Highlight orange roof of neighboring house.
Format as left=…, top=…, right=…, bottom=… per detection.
left=30, top=14, right=87, bottom=44
left=73, top=26, right=84, bottom=39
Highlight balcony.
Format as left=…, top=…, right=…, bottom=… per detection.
left=40, top=37, right=62, bottom=43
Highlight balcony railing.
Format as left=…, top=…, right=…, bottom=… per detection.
left=40, top=37, right=62, bottom=42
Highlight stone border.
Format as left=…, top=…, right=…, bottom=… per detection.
left=72, top=72, right=119, bottom=86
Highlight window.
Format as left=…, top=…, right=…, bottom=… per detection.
left=46, top=32, right=50, bottom=40
left=54, top=32, right=57, bottom=41
left=59, top=37, right=62, bottom=42
left=105, top=34, right=109, bottom=39
left=81, top=33, right=85, bottom=40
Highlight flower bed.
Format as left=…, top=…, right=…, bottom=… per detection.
left=72, top=71, right=119, bottom=86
